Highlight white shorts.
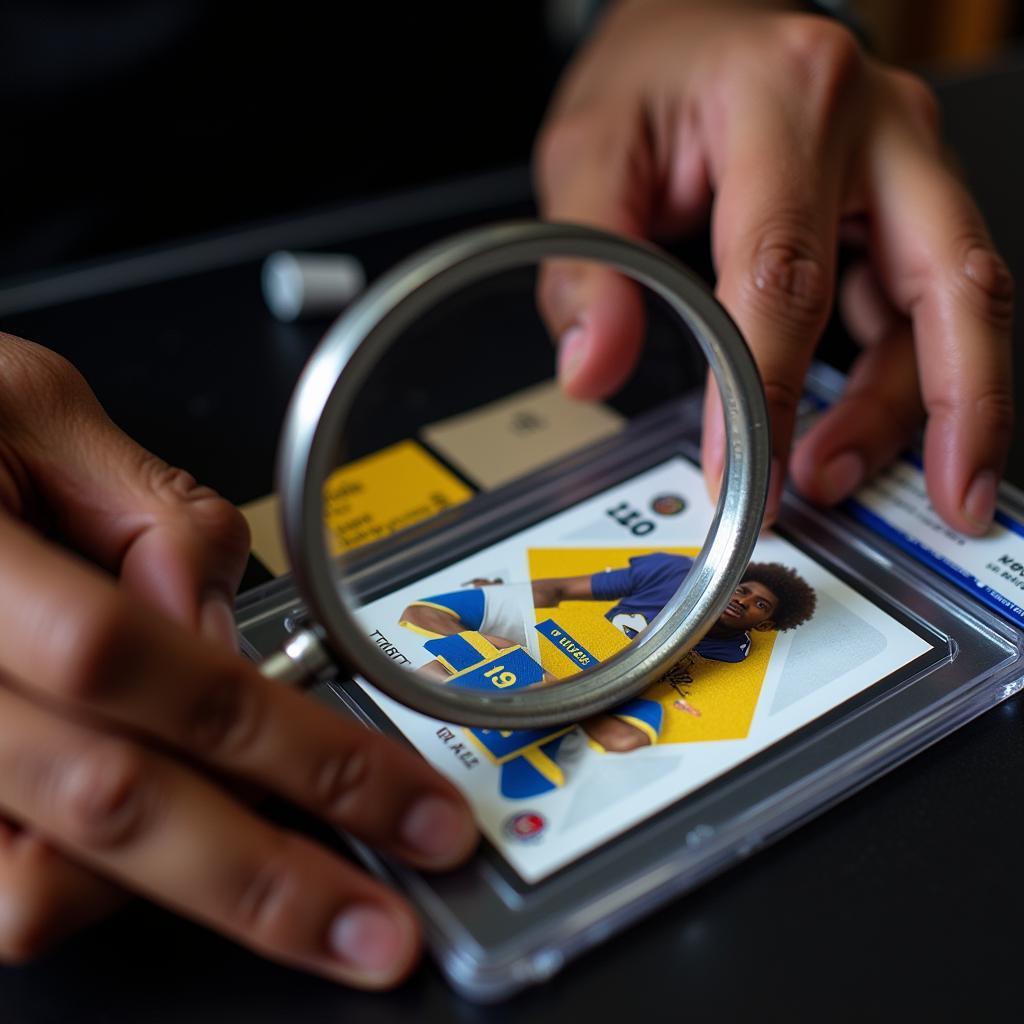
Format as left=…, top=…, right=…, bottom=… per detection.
left=479, top=583, right=542, bottom=661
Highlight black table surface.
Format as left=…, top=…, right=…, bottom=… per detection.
left=2, top=59, right=1024, bottom=1023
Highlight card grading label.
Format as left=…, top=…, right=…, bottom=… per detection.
left=323, top=440, right=473, bottom=554
left=421, top=379, right=625, bottom=490
left=243, top=441, right=474, bottom=574
left=846, top=456, right=1024, bottom=629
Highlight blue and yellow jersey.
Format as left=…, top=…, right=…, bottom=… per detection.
left=422, top=630, right=501, bottom=674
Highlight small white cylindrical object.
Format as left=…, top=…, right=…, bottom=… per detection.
left=261, top=251, right=367, bottom=322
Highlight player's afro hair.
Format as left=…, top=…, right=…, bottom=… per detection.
left=743, top=562, right=817, bottom=631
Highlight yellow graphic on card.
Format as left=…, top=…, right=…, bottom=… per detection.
left=640, top=631, right=776, bottom=743
left=322, top=440, right=473, bottom=554
left=526, top=546, right=774, bottom=741
left=527, top=547, right=698, bottom=678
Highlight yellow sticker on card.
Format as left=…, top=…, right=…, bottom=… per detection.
left=323, top=439, right=473, bottom=555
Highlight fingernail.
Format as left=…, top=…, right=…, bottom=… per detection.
left=328, top=904, right=407, bottom=974
left=557, top=324, right=588, bottom=386
left=963, top=470, right=998, bottom=534
left=400, top=795, right=473, bottom=861
left=706, top=467, right=723, bottom=507
left=764, top=456, right=785, bottom=526
left=200, top=593, right=238, bottom=652
left=703, top=425, right=725, bottom=503
left=816, top=451, right=865, bottom=505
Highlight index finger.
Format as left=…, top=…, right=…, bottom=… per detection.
left=0, top=515, right=478, bottom=873
left=705, top=105, right=845, bottom=523
left=866, top=127, right=1013, bottom=535
left=0, top=687, right=421, bottom=989
left=533, top=102, right=654, bottom=398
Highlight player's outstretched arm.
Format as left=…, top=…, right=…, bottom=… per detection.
left=531, top=576, right=595, bottom=607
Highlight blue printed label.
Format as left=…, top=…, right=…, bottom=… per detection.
left=535, top=618, right=600, bottom=670
left=845, top=457, right=1024, bottom=630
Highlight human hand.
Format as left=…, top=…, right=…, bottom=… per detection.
left=535, top=2, right=1013, bottom=533
left=0, top=335, right=478, bottom=987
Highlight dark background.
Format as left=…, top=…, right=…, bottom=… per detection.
left=5, top=0, right=1024, bottom=282
left=2, top=4, right=1024, bottom=1022
left=0, top=1, right=560, bottom=279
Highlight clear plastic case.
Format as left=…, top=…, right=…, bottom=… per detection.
left=235, top=363, right=1024, bottom=1002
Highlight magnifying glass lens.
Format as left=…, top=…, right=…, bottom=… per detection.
left=277, top=225, right=769, bottom=728
left=322, top=258, right=705, bottom=704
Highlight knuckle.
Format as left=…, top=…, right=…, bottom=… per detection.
left=761, top=378, right=804, bottom=423
left=536, top=259, right=586, bottom=332
left=973, top=387, right=1015, bottom=435
left=184, top=668, right=265, bottom=759
left=928, top=384, right=1014, bottom=435
left=56, top=742, right=155, bottom=850
left=50, top=590, right=137, bottom=703
left=309, top=742, right=374, bottom=822
left=142, top=457, right=251, bottom=563
left=776, top=15, right=863, bottom=99
left=231, top=839, right=305, bottom=944
left=534, top=107, right=620, bottom=197
left=194, top=495, right=251, bottom=564
left=141, top=458, right=218, bottom=511
left=534, top=109, right=592, bottom=182
left=890, top=69, right=942, bottom=135
left=953, top=244, right=1015, bottom=329
left=747, top=230, right=833, bottom=324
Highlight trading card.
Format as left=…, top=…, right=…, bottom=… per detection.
left=350, top=455, right=935, bottom=883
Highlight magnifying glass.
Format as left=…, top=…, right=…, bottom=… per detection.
left=259, top=221, right=769, bottom=729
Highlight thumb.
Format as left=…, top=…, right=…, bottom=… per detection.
left=533, top=108, right=653, bottom=399
left=5, top=340, right=249, bottom=647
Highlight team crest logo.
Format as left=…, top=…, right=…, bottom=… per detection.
left=503, top=811, right=546, bottom=841
left=651, top=494, right=686, bottom=516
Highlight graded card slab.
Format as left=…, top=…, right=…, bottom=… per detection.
left=236, top=381, right=1024, bottom=1000
left=350, top=456, right=934, bottom=883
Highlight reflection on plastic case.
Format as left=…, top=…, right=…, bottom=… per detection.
left=235, top=363, right=1024, bottom=1003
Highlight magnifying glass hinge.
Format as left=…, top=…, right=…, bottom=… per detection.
left=260, top=626, right=334, bottom=689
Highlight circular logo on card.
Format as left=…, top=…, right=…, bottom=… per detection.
left=504, top=811, right=546, bottom=842
left=651, top=493, right=686, bottom=516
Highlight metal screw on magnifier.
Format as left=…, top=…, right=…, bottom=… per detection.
left=260, top=625, right=334, bottom=689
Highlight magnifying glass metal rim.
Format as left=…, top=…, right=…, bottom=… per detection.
left=271, top=221, right=770, bottom=729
